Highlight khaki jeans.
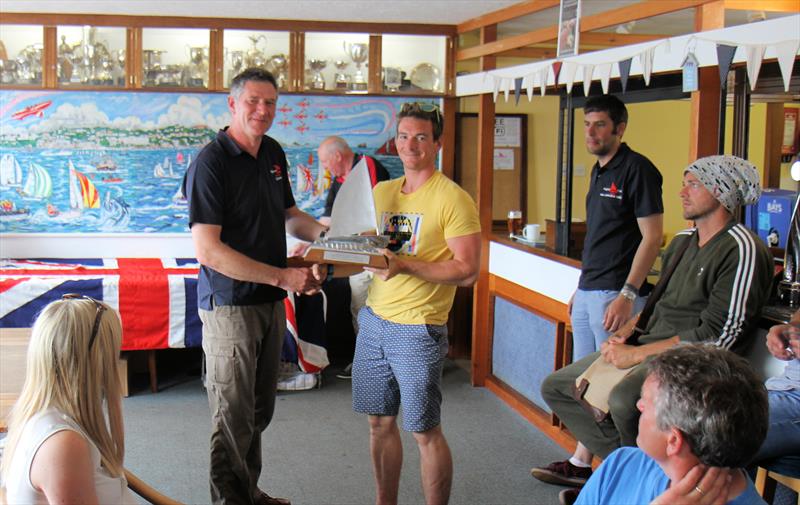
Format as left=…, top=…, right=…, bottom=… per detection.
left=200, top=301, right=285, bottom=505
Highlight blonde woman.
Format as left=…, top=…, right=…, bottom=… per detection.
left=0, top=294, right=136, bottom=504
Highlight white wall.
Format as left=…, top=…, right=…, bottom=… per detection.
left=1, top=234, right=195, bottom=258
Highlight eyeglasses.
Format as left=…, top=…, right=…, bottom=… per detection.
left=62, top=293, right=107, bottom=350
left=400, top=102, right=442, bottom=125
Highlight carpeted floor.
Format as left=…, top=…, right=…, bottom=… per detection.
left=122, top=356, right=570, bottom=505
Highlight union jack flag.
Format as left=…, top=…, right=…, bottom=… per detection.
left=0, top=258, right=201, bottom=350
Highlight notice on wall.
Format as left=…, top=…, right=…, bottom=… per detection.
left=493, top=148, right=515, bottom=170
left=495, top=117, right=521, bottom=147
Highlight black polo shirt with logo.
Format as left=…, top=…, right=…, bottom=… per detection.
left=578, top=143, right=663, bottom=291
left=184, top=128, right=295, bottom=309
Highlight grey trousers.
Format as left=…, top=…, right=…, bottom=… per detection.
left=200, top=301, right=286, bottom=505
left=540, top=351, right=649, bottom=458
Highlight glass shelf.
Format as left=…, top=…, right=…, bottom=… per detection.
left=382, top=35, right=446, bottom=94
left=305, top=32, right=369, bottom=92
left=142, top=27, right=210, bottom=89
left=224, top=30, right=290, bottom=90
left=0, top=25, right=44, bottom=86
left=57, top=25, right=127, bottom=87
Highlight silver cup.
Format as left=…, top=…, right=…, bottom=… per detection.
left=345, top=42, right=368, bottom=90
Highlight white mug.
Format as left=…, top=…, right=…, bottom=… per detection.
left=523, top=223, right=540, bottom=241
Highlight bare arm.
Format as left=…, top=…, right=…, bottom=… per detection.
left=30, top=430, right=99, bottom=505
left=285, top=205, right=327, bottom=243
left=366, top=232, right=481, bottom=287
left=603, top=213, right=663, bottom=331
left=192, top=223, right=321, bottom=294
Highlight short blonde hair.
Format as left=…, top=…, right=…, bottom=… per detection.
left=0, top=297, right=126, bottom=484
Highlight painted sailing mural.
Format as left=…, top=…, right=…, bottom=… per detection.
left=0, top=90, right=437, bottom=233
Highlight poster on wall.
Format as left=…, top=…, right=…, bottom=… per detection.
left=0, top=91, right=434, bottom=234
left=557, top=0, right=581, bottom=58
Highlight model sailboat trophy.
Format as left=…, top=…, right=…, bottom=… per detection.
left=303, top=157, right=389, bottom=268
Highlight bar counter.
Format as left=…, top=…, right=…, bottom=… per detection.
left=471, top=233, right=583, bottom=453
left=472, top=232, right=792, bottom=454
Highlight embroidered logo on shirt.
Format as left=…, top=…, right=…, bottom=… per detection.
left=271, top=164, right=283, bottom=180
left=380, top=212, right=423, bottom=256
left=600, top=182, right=623, bottom=200
left=697, top=266, right=704, bottom=277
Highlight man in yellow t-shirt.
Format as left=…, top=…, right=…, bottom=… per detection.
left=352, top=102, right=481, bottom=505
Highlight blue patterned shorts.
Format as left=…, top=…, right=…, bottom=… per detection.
left=352, top=306, right=449, bottom=432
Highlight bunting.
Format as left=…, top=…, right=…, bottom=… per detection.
left=618, top=58, right=632, bottom=92
left=716, top=44, right=737, bottom=88
left=473, top=16, right=799, bottom=105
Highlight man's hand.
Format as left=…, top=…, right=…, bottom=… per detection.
left=279, top=267, right=321, bottom=295
left=600, top=341, right=640, bottom=369
left=364, top=249, right=403, bottom=281
left=651, top=465, right=732, bottom=505
left=603, top=295, right=634, bottom=332
left=766, top=323, right=800, bottom=360
left=288, top=241, right=311, bottom=258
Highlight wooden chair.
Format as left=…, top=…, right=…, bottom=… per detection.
left=756, top=466, right=800, bottom=505
left=125, top=469, right=185, bottom=505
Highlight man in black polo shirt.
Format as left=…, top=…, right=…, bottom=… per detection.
left=530, top=95, right=663, bottom=489
left=183, top=68, right=327, bottom=505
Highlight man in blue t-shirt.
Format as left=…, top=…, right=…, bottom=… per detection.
left=570, top=344, right=768, bottom=505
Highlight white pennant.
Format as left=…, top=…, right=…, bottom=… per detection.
left=597, top=63, right=613, bottom=94
left=503, top=77, right=512, bottom=102
left=744, top=45, right=766, bottom=91
left=492, top=75, right=501, bottom=102
left=639, top=46, right=656, bottom=86
left=525, top=74, right=534, bottom=102
left=582, top=64, right=594, bottom=96
left=539, top=67, right=549, bottom=96
left=561, top=61, right=579, bottom=94
left=775, top=39, right=800, bottom=92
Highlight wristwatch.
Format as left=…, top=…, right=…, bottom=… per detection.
left=619, top=283, right=637, bottom=302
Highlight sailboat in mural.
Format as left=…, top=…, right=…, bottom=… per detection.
left=69, top=160, right=100, bottom=210
left=20, top=162, right=53, bottom=200
left=0, top=154, right=23, bottom=188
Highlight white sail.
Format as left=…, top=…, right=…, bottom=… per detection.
left=328, top=157, right=378, bottom=236
left=153, top=162, right=166, bottom=178
left=22, top=162, right=53, bottom=199
left=0, top=154, right=23, bottom=188
left=69, top=159, right=82, bottom=209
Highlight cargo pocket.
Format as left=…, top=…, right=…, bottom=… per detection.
left=206, top=344, right=235, bottom=386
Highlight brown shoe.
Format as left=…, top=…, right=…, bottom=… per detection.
left=255, top=491, right=291, bottom=505
left=558, top=488, right=581, bottom=505
left=530, top=460, right=592, bottom=486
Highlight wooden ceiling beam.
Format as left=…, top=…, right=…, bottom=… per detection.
left=497, top=47, right=558, bottom=59
left=457, top=0, right=560, bottom=34
left=578, top=32, right=668, bottom=46
left=457, top=0, right=716, bottom=60
left=724, top=0, right=800, bottom=12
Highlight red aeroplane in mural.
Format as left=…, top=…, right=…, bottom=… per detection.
left=12, top=101, right=53, bottom=120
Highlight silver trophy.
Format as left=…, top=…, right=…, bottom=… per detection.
left=245, top=35, right=267, bottom=68
left=383, top=67, right=402, bottom=92
left=267, top=54, right=288, bottom=89
left=307, top=58, right=327, bottom=90
left=334, top=60, right=351, bottom=90
left=345, top=42, right=368, bottom=91
left=227, top=49, right=244, bottom=86
left=186, top=45, right=208, bottom=88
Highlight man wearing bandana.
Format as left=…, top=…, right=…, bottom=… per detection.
left=536, top=155, right=773, bottom=505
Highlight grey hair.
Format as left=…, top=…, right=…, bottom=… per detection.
left=646, top=344, right=768, bottom=467
left=229, top=67, right=278, bottom=99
